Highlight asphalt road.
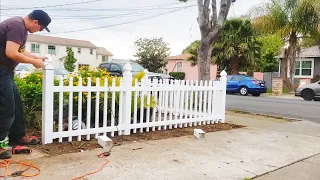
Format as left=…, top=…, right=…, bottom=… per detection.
left=226, top=94, right=319, bottom=123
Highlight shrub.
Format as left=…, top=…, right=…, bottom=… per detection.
left=169, top=72, right=185, bottom=80
left=15, top=67, right=157, bottom=132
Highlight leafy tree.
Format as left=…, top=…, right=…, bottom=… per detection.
left=257, top=33, right=284, bottom=72
left=183, top=18, right=262, bottom=75
left=134, top=37, right=170, bottom=72
left=64, top=47, right=77, bottom=72
left=182, top=40, right=200, bottom=66
left=252, top=0, right=320, bottom=92
left=302, top=33, right=320, bottom=48
left=179, top=0, right=233, bottom=80
left=212, top=18, right=262, bottom=74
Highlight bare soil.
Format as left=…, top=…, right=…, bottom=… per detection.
left=33, top=123, right=244, bottom=156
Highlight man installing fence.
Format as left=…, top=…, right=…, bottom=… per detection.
left=0, top=10, right=51, bottom=159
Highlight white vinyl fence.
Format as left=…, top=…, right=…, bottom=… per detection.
left=41, top=63, right=227, bottom=144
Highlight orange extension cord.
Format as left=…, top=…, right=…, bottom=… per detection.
left=0, top=159, right=41, bottom=178
left=0, top=158, right=109, bottom=179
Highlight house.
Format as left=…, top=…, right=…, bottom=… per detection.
left=277, top=45, right=320, bottom=84
left=26, top=34, right=113, bottom=71
left=166, top=54, right=218, bottom=81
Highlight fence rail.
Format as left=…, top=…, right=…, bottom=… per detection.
left=41, top=63, right=227, bottom=144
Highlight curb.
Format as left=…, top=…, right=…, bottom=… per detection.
left=252, top=152, right=320, bottom=179
left=226, top=109, right=303, bottom=122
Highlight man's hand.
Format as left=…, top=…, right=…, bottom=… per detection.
left=36, top=56, right=48, bottom=61
left=31, top=59, right=45, bottom=69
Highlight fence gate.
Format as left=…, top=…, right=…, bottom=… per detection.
left=41, top=63, right=228, bottom=144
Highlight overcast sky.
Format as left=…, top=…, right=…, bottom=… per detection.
left=0, top=0, right=268, bottom=59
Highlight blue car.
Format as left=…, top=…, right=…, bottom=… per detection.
left=226, top=74, right=267, bottom=96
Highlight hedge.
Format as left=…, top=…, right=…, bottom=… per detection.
left=169, top=72, right=185, bottom=80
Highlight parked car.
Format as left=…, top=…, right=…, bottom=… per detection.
left=226, top=74, right=267, bottom=96
left=14, top=63, right=35, bottom=78
left=98, top=62, right=174, bottom=81
left=295, top=81, right=320, bottom=101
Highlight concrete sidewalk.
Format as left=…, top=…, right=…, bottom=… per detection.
left=255, top=154, right=320, bottom=180
left=4, top=114, right=320, bottom=180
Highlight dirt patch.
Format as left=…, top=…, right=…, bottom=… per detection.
left=33, top=123, right=244, bottom=156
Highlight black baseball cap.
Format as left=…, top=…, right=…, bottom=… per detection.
left=30, top=10, right=51, bottom=32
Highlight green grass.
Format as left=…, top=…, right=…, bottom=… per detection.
left=243, top=178, right=252, bottom=180
left=266, top=88, right=289, bottom=94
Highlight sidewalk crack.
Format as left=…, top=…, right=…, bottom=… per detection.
left=223, top=162, right=257, bottom=176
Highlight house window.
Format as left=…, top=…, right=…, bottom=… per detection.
left=31, top=44, right=40, bottom=53
left=176, top=62, right=182, bottom=72
left=90, top=49, right=93, bottom=55
left=102, top=56, right=107, bottom=62
left=48, top=45, right=56, bottom=55
left=78, top=48, right=81, bottom=54
left=295, top=59, right=313, bottom=77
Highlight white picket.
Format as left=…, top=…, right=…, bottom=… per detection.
left=58, top=77, right=64, bottom=143
left=103, top=78, right=108, bottom=136
left=77, top=77, right=83, bottom=141
left=68, top=77, right=73, bottom=142
left=86, top=78, right=92, bottom=140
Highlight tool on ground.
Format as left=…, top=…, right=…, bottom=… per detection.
left=0, top=137, right=9, bottom=149
left=12, top=146, right=32, bottom=155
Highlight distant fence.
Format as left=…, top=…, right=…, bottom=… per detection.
left=41, top=63, right=228, bottom=144
left=263, top=72, right=280, bottom=89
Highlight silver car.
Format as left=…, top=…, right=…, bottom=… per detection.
left=295, top=81, right=320, bottom=101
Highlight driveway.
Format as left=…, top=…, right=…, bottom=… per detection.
left=226, top=94, right=319, bottom=124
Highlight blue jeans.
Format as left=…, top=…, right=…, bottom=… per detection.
left=0, top=65, right=25, bottom=142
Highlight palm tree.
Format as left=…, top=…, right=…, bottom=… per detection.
left=212, top=18, right=262, bottom=74
left=252, top=0, right=320, bottom=92
left=183, top=18, right=262, bottom=75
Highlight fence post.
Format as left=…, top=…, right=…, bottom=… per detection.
left=122, top=63, right=133, bottom=135
left=143, top=69, right=149, bottom=82
left=42, top=61, right=54, bottom=144
left=220, top=70, right=227, bottom=123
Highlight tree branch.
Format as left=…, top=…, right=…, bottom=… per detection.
left=217, top=0, right=232, bottom=27
left=211, top=0, right=218, bottom=28
left=198, top=0, right=210, bottom=34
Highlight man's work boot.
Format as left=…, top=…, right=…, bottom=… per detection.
left=0, top=137, right=11, bottom=159
left=9, top=136, right=40, bottom=146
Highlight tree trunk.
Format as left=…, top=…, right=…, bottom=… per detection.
left=283, top=31, right=297, bottom=93
left=230, top=59, right=239, bottom=74
left=288, top=32, right=297, bottom=93
left=195, top=0, right=232, bottom=81
left=198, top=41, right=212, bottom=80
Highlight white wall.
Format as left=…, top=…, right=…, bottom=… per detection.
left=96, top=54, right=113, bottom=67
left=26, top=41, right=99, bottom=71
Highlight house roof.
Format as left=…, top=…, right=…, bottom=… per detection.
left=277, top=46, right=320, bottom=58
left=97, top=47, right=113, bottom=56
left=27, top=34, right=97, bottom=48
left=167, top=54, right=192, bottom=60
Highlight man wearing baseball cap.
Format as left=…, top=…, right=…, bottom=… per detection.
left=0, top=10, right=52, bottom=159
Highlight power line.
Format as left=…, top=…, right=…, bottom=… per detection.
left=0, top=0, right=104, bottom=10
left=0, top=2, right=191, bottom=11
left=0, top=5, right=194, bottom=18
left=47, top=5, right=196, bottom=34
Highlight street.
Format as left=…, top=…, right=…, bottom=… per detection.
left=226, top=94, right=319, bottom=123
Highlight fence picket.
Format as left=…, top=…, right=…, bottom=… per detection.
left=207, top=80, right=213, bottom=124
left=86, top=78, right=92, bottom=140
left=168, top=79, right=174, bottom=129
left=157, top=79, right=163, bottom=131
left=68, top=77, right=73, bottom=142
left=189, top=81, right=194, bottom=127
left=146, top=79, right=151, bottom=132
left=58, top=77, right=64, bottom=143
left=95, top=78, right=100, bottom=139
left=103, top=78, right=108, bottom=136
left=194, top=80, right=199, bottom=126
left=133, top=79, right=138, bottom=133
left=203, top=80, right=208, bottom=125
left=77, top=77, right=83, bottom=141
left=111, top=78, right=116, bottom=137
